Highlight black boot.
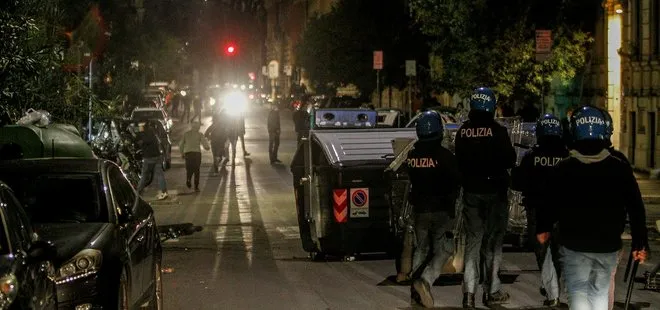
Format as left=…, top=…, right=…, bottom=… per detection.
left=462, top=292, right=475, bottom=309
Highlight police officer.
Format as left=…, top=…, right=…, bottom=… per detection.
left=537, top=106, right=648, bottom=310
left=455, top=87, right=516, bottom=308
left=511, top=114, right=568, bottom=307
left=407, top=111, right=461, bottom=308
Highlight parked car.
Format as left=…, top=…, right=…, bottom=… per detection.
left=0, top=158, right=163, bottom=310
left=0, top=181, right=57, bottom=309
left=131, top=107, right=173, bottom=133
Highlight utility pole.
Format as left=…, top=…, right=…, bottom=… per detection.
left=87, top=55, right=93, bottom=141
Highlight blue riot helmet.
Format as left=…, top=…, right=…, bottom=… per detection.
left=416, top=110, right=444, bottom=141
left=570, top=106, right=608, bottom=141
left=469, top=87, right=497, bottom=114
left=535, top=113, right=563, bottom=140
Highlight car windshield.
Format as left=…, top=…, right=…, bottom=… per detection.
left=133, top=110, right=164, bottom=120
left=0, top=213, right=10, bottom=255
left=2, top=173, right=107, bottom=223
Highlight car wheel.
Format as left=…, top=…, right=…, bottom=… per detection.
left=118, top=270, right=129, bottom=310
left=146, top=260, right=164, bottom=310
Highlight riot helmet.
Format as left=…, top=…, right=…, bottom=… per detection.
left=570, top=106, right=608, bottom=141
left=416, top=110, right=444, bottom=141
left=469, top=87, right=497, bottom=114
left=535, top=113, right=563, bottom=140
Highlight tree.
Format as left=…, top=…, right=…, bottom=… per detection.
left=295, top=0, right=429, bottom=95
left=410, top=0, right=598, bottom=104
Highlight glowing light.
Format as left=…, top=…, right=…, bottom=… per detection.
left=223, top=91, right=248, bottom=116
left=615, top=3, right=623, bottom=14
left=226, top=45, right=235, bottom=55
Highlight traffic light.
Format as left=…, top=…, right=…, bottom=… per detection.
left=226, top=44, right=236, bottom=56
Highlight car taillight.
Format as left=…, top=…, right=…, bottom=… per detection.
left=332, top=189, right=348, bottom=223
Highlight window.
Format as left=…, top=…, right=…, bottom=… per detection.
left=108, top=167, right=137, bottom=219
left=2, top=173, right=107, bottom=223
left=0, top=189, right=30, bottom=252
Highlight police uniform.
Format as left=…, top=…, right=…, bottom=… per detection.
left=511, top=114, right=568, bottom=306
left=538, top=106, right=649, bottom=310
left=455, top=87, right=516, bottom=308
left=408, top=111, right=461, bottom=308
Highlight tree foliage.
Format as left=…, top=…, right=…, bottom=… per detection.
left=410, top=0, right=598, bottom=103
left=295, top=0, right=429, bottom=95
left=0, top=0, right=187, bottom=125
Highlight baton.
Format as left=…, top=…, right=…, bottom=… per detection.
left=624, top=258, right=639, bottom=310
left=624, top=250, right=634, bottom=282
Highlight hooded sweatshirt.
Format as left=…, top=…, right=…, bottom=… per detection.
left=179, top=124, right=210, bottom=154
left=537, top=145, right=648, bottom=253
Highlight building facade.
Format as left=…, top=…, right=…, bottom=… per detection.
left=595, top=0, right=660, bottom=170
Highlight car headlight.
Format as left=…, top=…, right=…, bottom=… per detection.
left=56, top=249, right=102, bottom=284
left=0, top=274, right=18, bottom=309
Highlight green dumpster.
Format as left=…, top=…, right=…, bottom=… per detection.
left=0, top=123, right=95, bottom=159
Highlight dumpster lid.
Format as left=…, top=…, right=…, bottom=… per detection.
left=311, top=128, right=417, bottom=166
left=0, top=123, right=95, bottom=160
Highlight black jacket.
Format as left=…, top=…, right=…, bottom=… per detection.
left=538, top=149, right=649, bottom=253
left=139, top=127, right=161, bottom=158
left=268, top=110, right=281, bottom=132
left=405, top=140, right=461, bottom=214
left=293, top=109, right=309, bottom=133
left=511, top=138, right=569, bottom=210
left=455, top=111, right=516, bottom=193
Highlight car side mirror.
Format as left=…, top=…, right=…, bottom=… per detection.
left=28, top=240, right=57, bottom=262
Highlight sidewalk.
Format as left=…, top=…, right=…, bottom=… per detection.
left=635, top=171, right=660, bottom=204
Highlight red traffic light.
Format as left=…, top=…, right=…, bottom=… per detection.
left=226, top=45, right=235, bottom=55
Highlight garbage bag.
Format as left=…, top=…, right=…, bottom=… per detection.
left=16, top=109, right=51, bottom=127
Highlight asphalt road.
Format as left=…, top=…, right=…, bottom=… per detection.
left=143, top=105, right=660, bottom=309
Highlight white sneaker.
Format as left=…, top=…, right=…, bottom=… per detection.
left=156, top=192, right=169, bottom=200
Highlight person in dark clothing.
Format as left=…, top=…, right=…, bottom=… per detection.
left=179, top=122, right=209, bottom=192
left=135, top=121, right=168, bottom=200
left=511, top=114, right=568, bottom=307
left=170, top=92, right=180, bottom=117
left=407, top=111, right=461, bottom=308
left=455, top=87, right=516, bottom=308
left=181, top=95, right=192, bottom=123
left=205, top=112, right=227, bottom=172
left=292, top=105, right=310, bottom=144
left=537, top=106, right=648, bottom=310
left=190, top=94, right=202, bottom=123
left=267, top=104, right=281, bottom=164
left=224, top=113, right=240, bottom=165
left=237, top=114, right=250, bottom=157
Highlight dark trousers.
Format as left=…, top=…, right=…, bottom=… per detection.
left=268, top=130, right=280, bottom=162
left=180, top=104, right=190, bottom=122
left=190, top=107, right=201, bottom=123
left=211, top=139, right=225, bottom=171
left=462, top=191, right=508, bottom=294
left=184, top=152, right=201, bottom=188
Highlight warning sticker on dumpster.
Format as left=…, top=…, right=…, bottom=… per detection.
left=350, top=188, right=369, bottom=218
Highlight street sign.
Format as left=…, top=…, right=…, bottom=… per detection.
left=405, top=60, right=416, bottom=76
left=373, top=51, right=383, bottom=70
left=262, top=66, right=268, bottom=76
left=284, top=65, right=292, bottom=76
left=268, top=60, right=279, bottom=79
left=535, top=30, right=552, bottom=61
